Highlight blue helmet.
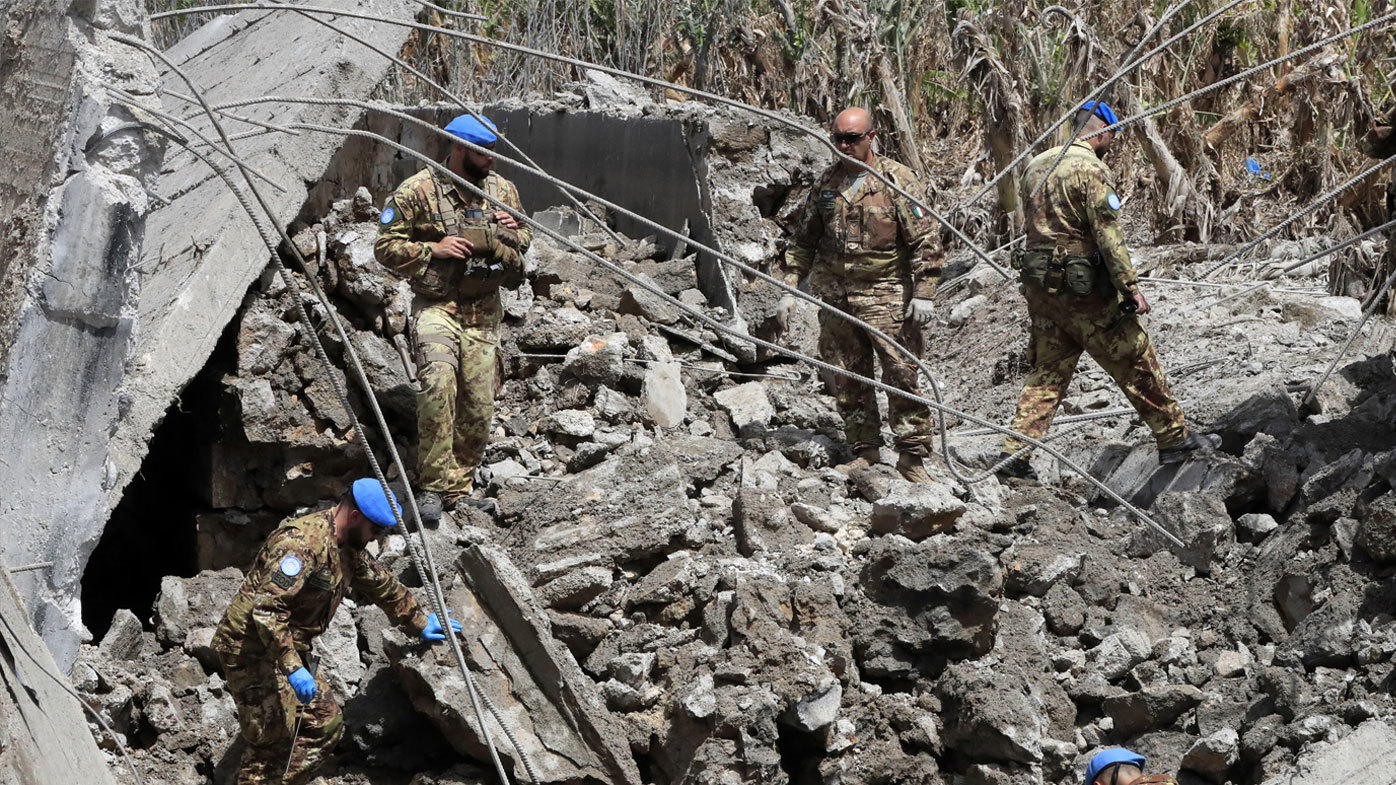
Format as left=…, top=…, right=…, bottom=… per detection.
left=1085, top=749, right=1146, bottom=785
left=444, top=113, right=498, bottom=146
left=1081, top=100, right=1118, bottom=127
left=350, top=478, right=400, bottom=528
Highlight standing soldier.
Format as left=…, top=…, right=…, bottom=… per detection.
left=780, top=106, right=942, bottom=482
left=213, top=478, right=461, bottom=784
left=375, top=113, right=531, bottom=522
left=997, top=100, right=1216, bottom=479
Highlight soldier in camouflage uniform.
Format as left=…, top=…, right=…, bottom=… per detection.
left=374, top=114, right=531, bottom=521
left=781, top=107, right=943, bottom=483
left=997, top=101, right=1215, bottom=479
left=213, top=479, right=460, bottom=784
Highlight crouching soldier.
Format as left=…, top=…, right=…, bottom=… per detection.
left=212, top=478, right=462, bottom=784
left=1085, top=748, right=1178, bottom=785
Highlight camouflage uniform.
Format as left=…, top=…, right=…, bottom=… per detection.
left=1003, top=141, right=1187, bottom=454
left=784, top=156, right=942, bottom=455
left=374, top=166, right=531, bottom=501
left=213, top=509, right=429, bottom=784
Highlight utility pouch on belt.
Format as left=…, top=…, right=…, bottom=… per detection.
left=1061, top=254, right=1101, bottom=297
left=1042, top=246, right=1067, bottom=295
left=1019, top=247, right=1102, bottom=297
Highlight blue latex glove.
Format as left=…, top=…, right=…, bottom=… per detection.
left=422, top=611, right=463, bottom=641
left=287, top=667, right=317, bottom=704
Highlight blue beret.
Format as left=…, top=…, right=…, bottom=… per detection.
left=1082, top=100, right=1118, bottom=127
left=444, top=113, right=498, bottom=146
left=351, top=478, right=400, bottom=528
left=1084, top=749, right=1146, bottom=785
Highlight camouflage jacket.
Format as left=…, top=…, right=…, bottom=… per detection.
left=212, top=509, right=429, bottom=675
left=374, top=166, right=533, bottom=306
left=784, top=155, right=942, bottom=299
left=1022, top=141, right=1138, bottom=295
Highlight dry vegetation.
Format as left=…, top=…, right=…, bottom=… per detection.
left=150, top=0, right=1396, bottom=260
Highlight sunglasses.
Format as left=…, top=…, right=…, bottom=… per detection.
left=832, top=130, right=869, bottom=145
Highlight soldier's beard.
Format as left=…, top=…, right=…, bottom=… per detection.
left=463, top=160, right=491, bottom=181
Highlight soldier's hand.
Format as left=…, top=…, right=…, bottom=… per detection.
left=1131, top=292, right=1151, bottom=315
left=905, top=297, right=936, bottom=327
left=431, top=236, right=473, bottom=259
left=287, top=667, right=317, bottom=704
left=493, top=210, right=520, bottom=230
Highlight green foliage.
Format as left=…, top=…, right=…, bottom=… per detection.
left=921, top=69, right=967, bottom=103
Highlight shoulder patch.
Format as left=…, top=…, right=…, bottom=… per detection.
left=279, top=555, right=303, bottom=577
left=379, top=197, right=399, bottom=225
left=1106, top=192, right=1122, bottom=211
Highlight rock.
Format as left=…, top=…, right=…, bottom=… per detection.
left=783, top=678, right=842, bottom=732
left=98, top=609, right=145, bottom=661
left=537, top=566, right=614, bottom=611
left=1199, top=376, right=1300, bottom=452
left=1214, top=649, right=1250, bottom=677
left=948, top=294, right=987, bottom=327
left=547, top=409, right=597, bottom=438
left=593, top=386, right=634, bottom=422
left=607, top=652, right=655, bottom=688
left=791, top=502, right=840, bottom=533
left=1259, top=720, right=1396, bottom=785
left=1302, top=448, right=1365, bottom=503
left=519, top=306, right=596, bottom=351
left=618, top=276, right=681, bottom=324
left=1285, top=592, right=1359, bottom=667
left=563, top=332, right=628, bottom=387
left=870, top=482, right=967, bottom=540
left=1128, top=492, right=1233, bottom=575
left=1356, top=493, right=1396, bottom=563
left=1103, top=685, right=1204, bottom=735
left=1237, top=512, right=1279, bottom=540
left=641, top=361, right=687, bottom=427
left=1001, top=544, right=1082, bottom=597
left=1042, top=583, right=1087, bottom=636
left=938, top=661, right=1044, bottom=764
left=713, top=382, right=774, bottom=437
left=1184, top=729, right=1240, bottom=783
left=153, top=568, right=244, bottom=650
left=1091, top=629, right=1153, bottom=681
left=733, top=488, right=810, bottom=555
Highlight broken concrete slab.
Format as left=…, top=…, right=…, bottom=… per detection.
left=0, top=0, right=417, bottom=666
left=0, top=567, right=117, bottom=785
left=1259, top=719, right=1396, bottom=785
left=391, top=544, right=641, bottom=785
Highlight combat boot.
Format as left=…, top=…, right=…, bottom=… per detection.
left=838, top=446, right=884, bottom=472
left=417, top=491, right=443, bottom=523
left=993, top=451, right=1038, bottom=481
left=1158, top=432, right=1221, bottom=465
left=895, top=452, right=932, bottom=483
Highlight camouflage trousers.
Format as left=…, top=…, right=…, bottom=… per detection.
left=220, top=651, right=342, bottom=785
left=413, top=300, right=500, bottom=498
left=1003, top=286, right=1187, bottom=454
left=817, top=279, right=935, bottom=456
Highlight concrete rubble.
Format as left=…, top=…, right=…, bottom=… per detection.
left=2, top=3, right=1396, bottom=785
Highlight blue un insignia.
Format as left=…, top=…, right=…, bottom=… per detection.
left=279, top=555, right=303, bottom=577
left=379, top=206, right=396, bottom=224
left=1107, top=193, right=1122, bottom=211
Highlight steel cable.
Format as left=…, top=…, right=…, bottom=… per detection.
left=146, top=2, right=1013, bottom=280
left=1083, top=10, right=1396, bottom=142
left=192, top=93, right=999, bottom=490
left=283, top=120, right=1187, bottom=548
left=105, top=32, right=532, bottom=785
left=1302, top=261, right=1396, bottom=408
left=1197, top=151, right=1396, bottom=279
left=1022, top=0, right=1204, bottom=205
left=963, top=0, right=1243, bottom=211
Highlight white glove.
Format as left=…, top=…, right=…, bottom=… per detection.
left=905, top=297, right=935, bottom=327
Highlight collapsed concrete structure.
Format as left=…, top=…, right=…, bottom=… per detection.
left=5, top=3, right=1396, bottom=785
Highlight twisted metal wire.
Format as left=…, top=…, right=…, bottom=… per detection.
left=146, top=2, right=1013, bottom=280
left=287, top=119, right=1187, bottom=548
left=105, top=32, right=533, bottom=785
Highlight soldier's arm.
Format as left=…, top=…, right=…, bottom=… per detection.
left=374, top=187, right=433, bottom=278
left=894, top=178, right=943, bottom=299
left=1084, top=170, right=1139, bottom=295
left=501, top=179, right=532, bottom=252
left=782, top=189, right=822, bottom=287
left=247, top=535, right=316, bottom=676
left=350, top=552, right=430, bottom=634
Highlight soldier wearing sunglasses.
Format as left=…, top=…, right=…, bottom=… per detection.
left=779, top=107, right=943, bottom=483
